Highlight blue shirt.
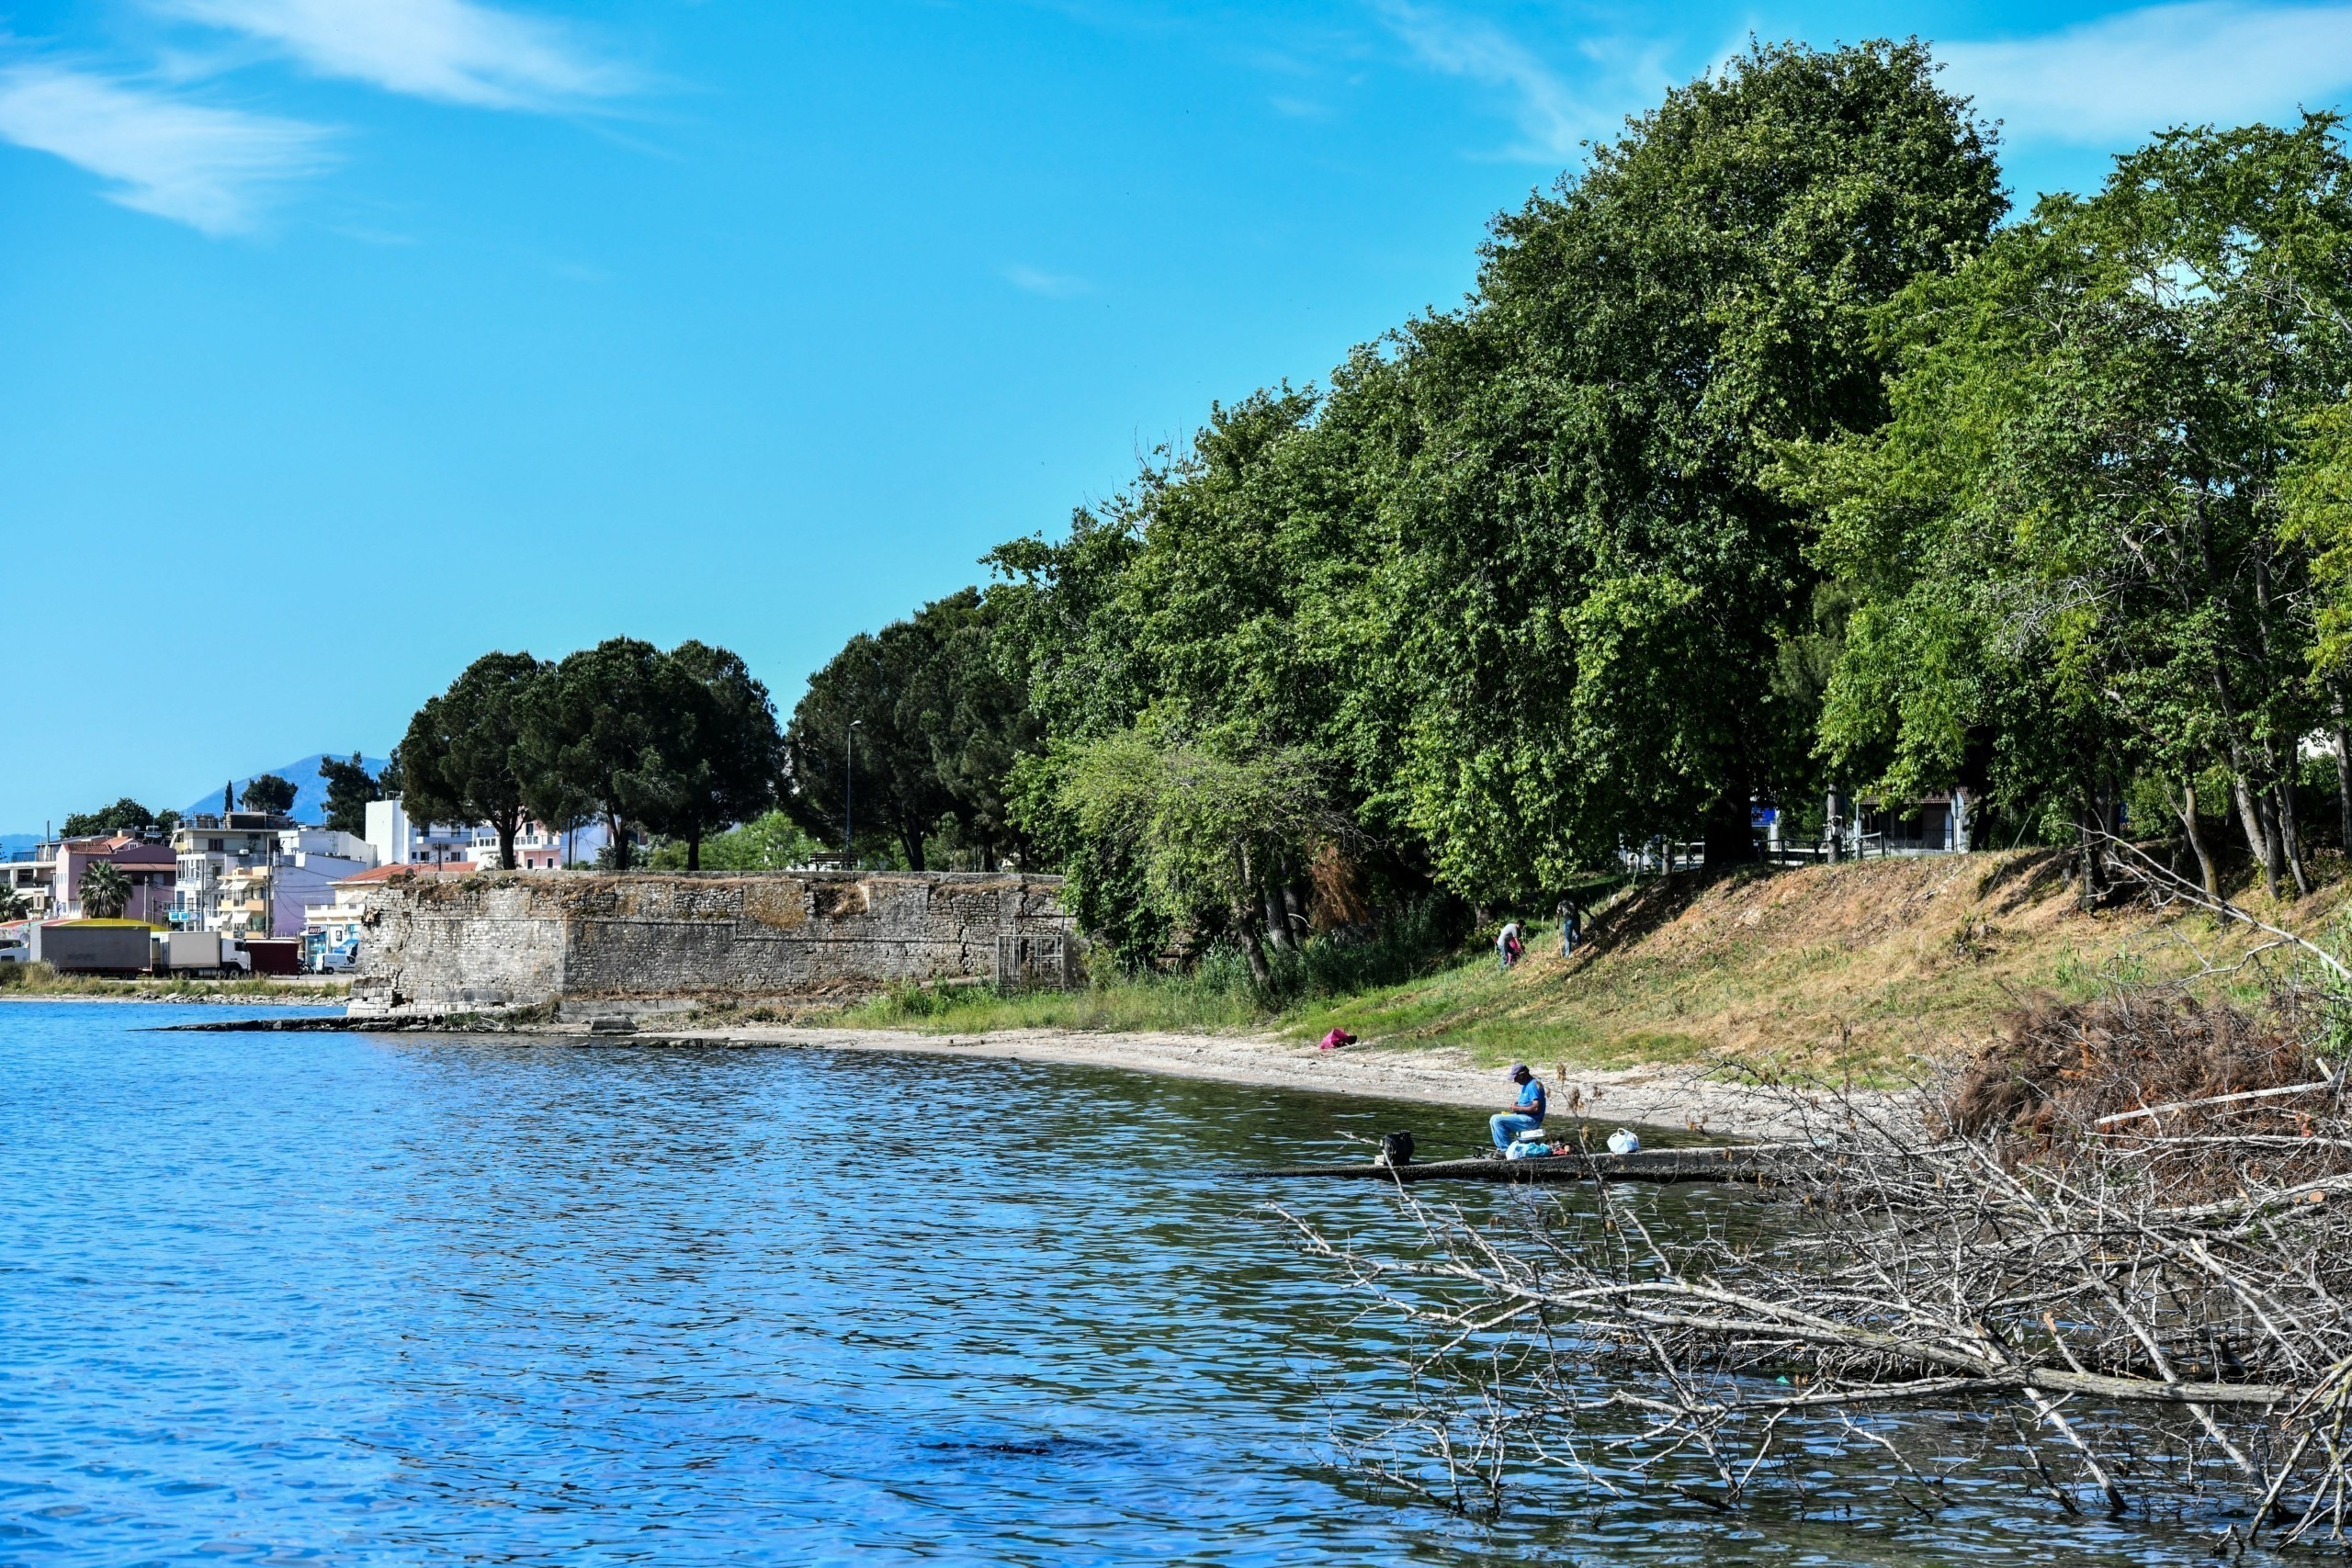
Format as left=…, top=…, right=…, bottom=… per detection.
left=1516, top=1079, right=1545, bottom=1120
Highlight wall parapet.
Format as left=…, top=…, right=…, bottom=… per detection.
left=347, top=868, right=1074, bottom=1015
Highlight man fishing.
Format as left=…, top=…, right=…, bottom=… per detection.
left=1489, top=1063, right=1547, bottom=1151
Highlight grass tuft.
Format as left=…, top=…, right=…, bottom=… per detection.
left=0, top=961, right=345, bottom=1001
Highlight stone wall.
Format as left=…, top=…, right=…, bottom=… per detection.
left=347, top=869, right=1074, bottom=1014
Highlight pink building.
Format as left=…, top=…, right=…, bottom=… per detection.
left=53, top=835, right=178, bottom=923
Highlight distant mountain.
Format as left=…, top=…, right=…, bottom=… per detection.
left=1, top=832, right=39, bottom=857
left=181, top=755, right=392, bottom=826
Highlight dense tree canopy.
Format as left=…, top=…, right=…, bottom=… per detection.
left=1371, top=39, right=2003, bottom=895
left=240, top=774, right=297, bottom=815
left=491, top=637, right=783, bottom=872
left=512, top=639, right=671, bottom=872
left=401, top=653, right=542, bottom=869
left=978, top=39, right=2009, bottom=946
left=1788, top=115, right=2352, bottom=898
left=385, top=56, right=2352, bottom=975
left=782, top=589, right=1036, bottom=870
left=61, top=798, right=157, bottom=838
left=629, top=640, right=783, bottom=870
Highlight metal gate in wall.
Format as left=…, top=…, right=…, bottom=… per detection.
left=993, top=932, right=1074, bottom=991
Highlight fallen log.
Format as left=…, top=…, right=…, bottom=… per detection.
left=1246, top=1144, right=1794, bottom=1185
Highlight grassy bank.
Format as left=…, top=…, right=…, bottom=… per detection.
left=0, top=962, right=348, bottom=1002
left=830, top=851, right=2347, bottom=1078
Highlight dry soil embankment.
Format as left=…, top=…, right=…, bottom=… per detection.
left=1301, top=849, right=2344, bottom=1078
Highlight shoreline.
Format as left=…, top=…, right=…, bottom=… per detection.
left=71, top=997, right=1908, bottom=1139
left=643, top=1024, right=1907, bottom=1141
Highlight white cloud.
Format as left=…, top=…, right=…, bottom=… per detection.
left=1371, top=0, right=1592, bottom=157
left=1005, top=264, right=1094, bottom=298
left=0, top=62, right=332, bottom=233
left=1941, top=1, right=2352, bottom=146
left=159, top=0, right=631, bottom=109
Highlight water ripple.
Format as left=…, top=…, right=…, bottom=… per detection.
left=0, top=1004, right=2278, bottom=1565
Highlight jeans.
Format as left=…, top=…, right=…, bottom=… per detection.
left=1491, top=1112, right=1544, bottom=1150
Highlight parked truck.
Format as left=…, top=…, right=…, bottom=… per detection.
left=29, top=921, right=156, bottom=975
left=152, top=931, right=223, bottom=973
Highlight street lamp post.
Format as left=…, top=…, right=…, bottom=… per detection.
left=846, top=719, right=863, bottom=868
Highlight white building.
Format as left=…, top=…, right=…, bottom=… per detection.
left=174, top=815, right=379, bottom=935
left=3, top=845, right=57, bottom=918
left=367, top=797, right=615, bottom=871
left=462, top=822, right=575, bottom=870
left=364, top=799, right=479, bottom=868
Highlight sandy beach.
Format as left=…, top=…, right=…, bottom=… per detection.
left=647, top=1023, right=1906, bottom=1141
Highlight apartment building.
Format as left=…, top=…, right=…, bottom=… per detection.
left=173, top=815, right=379, bottom=934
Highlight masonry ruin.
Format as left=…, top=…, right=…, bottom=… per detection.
left=346, top=869, right=1076, bottom=1015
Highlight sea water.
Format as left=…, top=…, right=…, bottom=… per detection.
left=0, top=1003, right=2277, bottom=1564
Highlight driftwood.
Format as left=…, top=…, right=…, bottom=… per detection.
left=2094, top=1067, right=2338, bottom=1127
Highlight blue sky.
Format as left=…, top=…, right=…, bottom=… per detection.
left=3, top=0, right=2348, bottom=832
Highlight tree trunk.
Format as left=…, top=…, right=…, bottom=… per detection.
left=1234, top=899, right=1272, bottom=990
left=2249, top=549, right=2301, bottom=897
left=2232, top=775, right=2280, bottom=900
left=2175, top=781, right=2220, bottom=899
left=1282, top=881, right=1309, bottom=944
left=497, top=813, right=519, bottom=872
left=2277, top=774, right=2311, bottom=897
left=686, top=834, right=702, bottom=872
left=2076, top=805, right=2106, bottom=910
left=1702, top=784, right=1758, bottom=867
left=2335, top=712, right=2352, bottom=854
left=900, top=829, right=926, bottom=872
left=607, top=810, right=631, bottom=871
left=1263, top=886, right=1293, bottom=952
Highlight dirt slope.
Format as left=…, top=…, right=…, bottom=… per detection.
left=1303, top=851, right=2344, bottom=1077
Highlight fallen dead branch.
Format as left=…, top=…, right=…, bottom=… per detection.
left=1278, top=987, right=2352, bottom=1550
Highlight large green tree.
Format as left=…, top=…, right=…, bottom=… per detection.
left=316, top=754, right=383, bottom=839
left=1370, top=39, right=2003, bottom=896
left=983, top=41, right=2002, bottom=929
left=240, top=774, right=297, bottom=816
left=782, top=590, right=1036, bottom=869
left=1793, top=116, right=2352, bottom=898
left=514, top=639, right=668, bottom=871
left=629, top=640, right=783, bottom=870
left=1055, top=725, right=1344, bottom=988
left=401, top=652, right=544, bottom=870
left=987, top=378, right=1415, bottom=955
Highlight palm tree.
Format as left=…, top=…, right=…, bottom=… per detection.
left=0, top=888, right=26, bottom=923
left=79, top=862, right=131, bottom=920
